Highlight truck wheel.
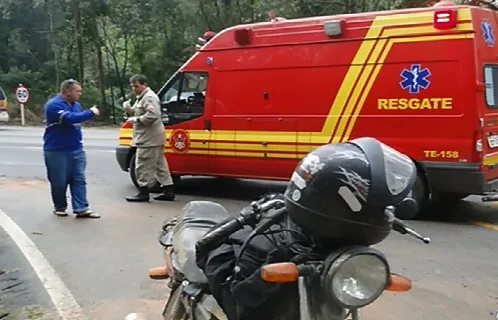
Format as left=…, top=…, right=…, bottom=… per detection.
left=129, top=153, right=162, bottom=193
left=129, top=153, right=140, bottom=190
left=396, top=170, right=429, bottom=220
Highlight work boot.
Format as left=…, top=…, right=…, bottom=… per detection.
left=126, top=187, right=150, bottom=202
left=153, top=184, right=175, bottom=201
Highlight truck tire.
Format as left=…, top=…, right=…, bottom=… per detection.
left=129, top=153, right=162, bottom=193
left=396, top=169, right=429, bottom=220
left=129, top=153, right=180, bottom=193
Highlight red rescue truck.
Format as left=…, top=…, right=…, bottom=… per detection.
left=0, top=86, right=9, bottom=123
left=116, top=2, right=498, bottom=219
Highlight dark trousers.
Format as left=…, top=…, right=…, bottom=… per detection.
left=44, top=149, right=88, bottom=212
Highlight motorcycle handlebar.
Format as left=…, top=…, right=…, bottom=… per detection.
left=392, top=217, right=431, bottom=244
left=196, top=197, right=285, bottom=255
left=196, top=216, right=246, bottom=254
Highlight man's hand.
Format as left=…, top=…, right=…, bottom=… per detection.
left=123, top=100, right=131, bottom=109
left=126, top=116, right=138, bottom=123
left=123, top=100, right=133, bottom=116
left=90, top=106, right=100, bottom=116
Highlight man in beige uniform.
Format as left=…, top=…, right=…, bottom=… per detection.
left=124, top=74, right=175, bottom=202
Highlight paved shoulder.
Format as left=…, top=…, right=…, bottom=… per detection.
left=0, top=225, right=57, bottom=319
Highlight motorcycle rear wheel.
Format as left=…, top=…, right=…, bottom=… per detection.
left=162, top=286, right=188, bottom=320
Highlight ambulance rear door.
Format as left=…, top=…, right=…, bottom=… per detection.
left=475, top=9, right=498, bottom=188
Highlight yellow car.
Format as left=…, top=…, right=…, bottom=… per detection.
left=0, top=87, right=9, bottom=122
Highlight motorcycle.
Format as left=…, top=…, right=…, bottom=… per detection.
left=148, top=193, right=430, bottom=320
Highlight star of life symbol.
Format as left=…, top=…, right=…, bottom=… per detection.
left=481, top=19, right=495, bottom=48
left=399, top=64, right=431, bottom=94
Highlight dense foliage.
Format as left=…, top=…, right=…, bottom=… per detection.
left=0, top=0, right=486, bottom=123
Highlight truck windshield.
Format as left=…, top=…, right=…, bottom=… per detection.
left=484, top=65, right=498, bottom=108
left=0, top=87, right=5, bottom=101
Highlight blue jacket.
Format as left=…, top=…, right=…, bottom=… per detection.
left=43, top=94, right=94, bottom=152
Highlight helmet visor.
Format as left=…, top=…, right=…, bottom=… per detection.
left=379, top=143, right=415, bottom=196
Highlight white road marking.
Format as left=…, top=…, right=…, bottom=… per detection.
left=0, top=161, right=42, bottom=166
left=0, top=146, right=114, bottom=153
left=0, top=209, right=86, bottom=320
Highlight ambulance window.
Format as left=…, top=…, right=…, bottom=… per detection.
left=159, top=72, right=208, bottom=125
left=484, top=65, right=498, bottom=108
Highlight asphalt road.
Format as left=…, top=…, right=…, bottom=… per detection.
left=0, top=125, right=496, bottom=320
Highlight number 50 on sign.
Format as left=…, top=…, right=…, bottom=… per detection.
left=15, top=84, right=29, bottom=104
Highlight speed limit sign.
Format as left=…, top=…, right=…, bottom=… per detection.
left=15, top=84, right=29, bottom=104
left=15, top=83, right=29, bottom=126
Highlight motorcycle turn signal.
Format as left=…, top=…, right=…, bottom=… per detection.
left=261, top=262, right=299, bottom=283
left=148, top=266, right=170, bottom=280
left=260, top=262, right=318, bottom=283
left=384, top=273, right=412, bottom=292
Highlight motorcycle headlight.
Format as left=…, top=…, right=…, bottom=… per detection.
left=324, top=247, right=389, bottom=308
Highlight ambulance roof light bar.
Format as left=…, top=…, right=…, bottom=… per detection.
left=433, top=8, right=457, bottom=29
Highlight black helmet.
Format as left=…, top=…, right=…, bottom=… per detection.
left=284, top=137, right=417, bottom=247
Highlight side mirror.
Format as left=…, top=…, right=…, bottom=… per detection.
left=394, top=197, right=418, bottom=220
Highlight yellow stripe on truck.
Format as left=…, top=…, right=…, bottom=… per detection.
left=333, top=10, right=472, bottom=143
left=341, top=28, right=473, bottom=142
left=483, top=152, right=498, bottom=166
left=118, top=8, right=474, bottom=158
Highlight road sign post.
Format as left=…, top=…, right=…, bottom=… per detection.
left=14, top=84, right=29, bottom=126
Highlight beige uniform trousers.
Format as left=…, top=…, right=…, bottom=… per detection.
left=135, top=146, right=173, bottom=188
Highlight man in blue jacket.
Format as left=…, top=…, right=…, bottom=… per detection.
left=43, top=79, right=100, bottom=218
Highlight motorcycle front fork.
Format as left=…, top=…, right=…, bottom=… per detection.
left=350, top=309, right=360, bottom=320
left=297, top=277, right=361, bottom=320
